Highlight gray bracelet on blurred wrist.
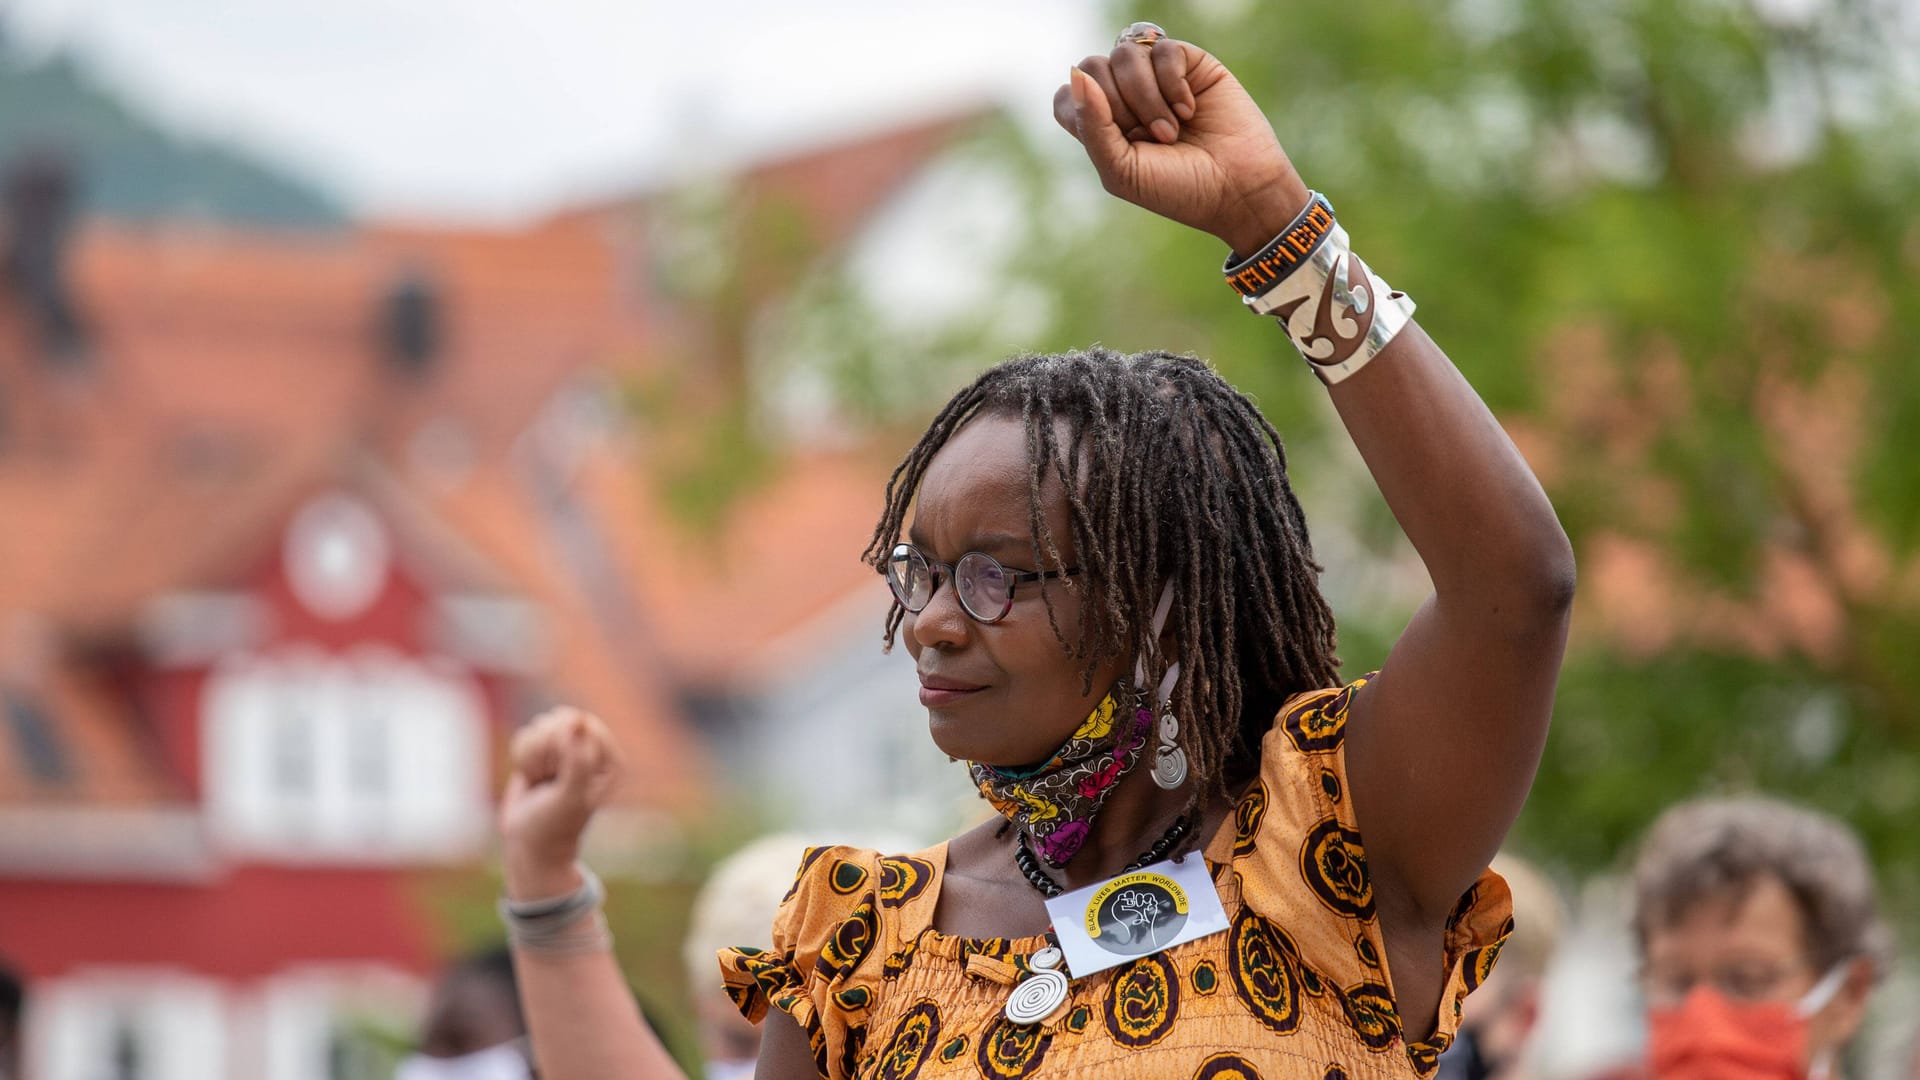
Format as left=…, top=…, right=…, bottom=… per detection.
left=499, top=862, right=613, bottom=953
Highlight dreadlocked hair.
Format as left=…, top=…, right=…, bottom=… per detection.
left=862, top=347, right=1341, bottom=804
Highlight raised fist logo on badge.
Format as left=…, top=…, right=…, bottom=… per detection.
left=1090, top=877, right=1189, bottom=956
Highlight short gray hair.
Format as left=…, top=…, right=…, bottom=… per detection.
left=1630, top=795, right=1894, bottom=978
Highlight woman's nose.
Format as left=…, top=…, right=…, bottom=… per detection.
left=908, top=571, right=972, bottom=650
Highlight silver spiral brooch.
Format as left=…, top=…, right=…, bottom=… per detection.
left=1003, top=948, right=1070, bottom=1025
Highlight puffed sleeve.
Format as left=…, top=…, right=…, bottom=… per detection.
left=717, top=845, right=893, bottom=1079
left=1212, top=673, right=1515, bottom=1077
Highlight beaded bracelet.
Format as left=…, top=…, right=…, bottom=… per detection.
left=1222, top=191, right=1337, bottom=299
left=1228, top=203, right=1417, bottom=385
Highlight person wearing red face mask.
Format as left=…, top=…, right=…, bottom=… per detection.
left=1628, top=796, right=1893, bottom=1080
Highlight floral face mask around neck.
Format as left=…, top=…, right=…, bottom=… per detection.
left=968, top=583, right=1180, bottom=870
left=968, top=684, right=1155, bottom=869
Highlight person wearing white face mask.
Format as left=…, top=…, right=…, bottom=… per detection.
left=395, top=947, right=534, bottom=1080
left=1628, top=796, right=1894, bottom=1080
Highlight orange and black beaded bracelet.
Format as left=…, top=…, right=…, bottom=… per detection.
left=1222, top=192, right=1337, bottom=300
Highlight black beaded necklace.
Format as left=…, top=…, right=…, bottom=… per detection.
left=1012, top=814, right=1193, bottom=898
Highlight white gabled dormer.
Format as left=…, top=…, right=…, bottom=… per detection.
left=202, top=645, right=488, bottom=862
left=197, top=492, right=493, bottom=864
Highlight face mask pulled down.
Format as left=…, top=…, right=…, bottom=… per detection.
left=968, top=584, right=1177, bottom=870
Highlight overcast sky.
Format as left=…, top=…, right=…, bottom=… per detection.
left=1, top=0, right=1106, bottom=223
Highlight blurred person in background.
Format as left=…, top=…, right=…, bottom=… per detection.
left=1437, top=855, right=1565, bottom=1080
left=0, top=959, right=22, bottom=1080
left=395, top=946, right=532, bottom=1080
left=1628, top=796, right=1892, bottom=1080
left=493, top=20, right=1573, bottom=1079
left=680, top=834, right=813, bottom=1080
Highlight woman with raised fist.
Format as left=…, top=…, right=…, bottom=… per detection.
left=500, top=24, right=1573, bottom=1080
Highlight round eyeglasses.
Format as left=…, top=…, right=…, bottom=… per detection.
left=885, top=543, right=1082, bottom=624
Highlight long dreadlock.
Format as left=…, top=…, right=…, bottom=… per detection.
left=862, top=347, right=1341, bottom=801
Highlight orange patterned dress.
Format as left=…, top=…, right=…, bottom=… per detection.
left=719, top=677, right=1513, bottom=1079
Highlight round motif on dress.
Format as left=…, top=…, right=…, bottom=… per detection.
left=878, top=855, right=935, bottom=908
left=1408, top=1031, right=1450, bottom=1078
left=1103, top=953, right=1180, bottom=1048
left=1191, top=959, right=1219, bottom=995
left=830, top=859, right=870, bottom=894
left=785, top=846, right=829, bottom=902
left=975, top=1014, right=1054, bottom=1079
left=1446, top=882, right=1481, bottom=932
left=1338, top=981, right=1402, bottom=1051
left=1354, top=934, right=1381, bottom=969
left=960, top=937, right=1011, bottom=980
left=882, top=931, right=922, bottom=982
left=1299, top=818, right=1375, bottom=920
left=806, top=1023, right=829, bottom=1077
left=815, top=897, right=878, bottom=980
left=832, top=986, right=872, bottom=1012
left=1064, top=1004, right=1091, bottom=1034
left=1233, top=782, right=1268, bottom=859
left=1319, top=768, right=1343, bottom=803
left=1227, top=908, right=1302, bottom=1035
left=1193, top=1052, right=1266, bottom=1079
left=1297, top=961, right=1326, bottom=998
left=874, top=999, right=941, bottom=1080
left=1325, top=1066, right=1350, bottom=1080
left=735, top=949, right=802, bottom=1010
left=840, top=1024, right=867, bottom=1079
left=937, top=1036, right=969, bottom=1064
left=1464, top=939, right=1504, bottom=992
left=1282, top=688, right=1349, bottom=753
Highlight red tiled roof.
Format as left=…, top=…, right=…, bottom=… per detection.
left=0, top=110, right=981, bottom=817
left=0, top=217, right=699, bottom=812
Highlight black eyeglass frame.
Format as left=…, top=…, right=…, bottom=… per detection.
left=886, top=542, right=1082, bottom=624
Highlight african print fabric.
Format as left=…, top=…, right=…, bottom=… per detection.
left=718, top=675, right=1515, bottom=1079
left=969, top=686, right=1155, bottom=868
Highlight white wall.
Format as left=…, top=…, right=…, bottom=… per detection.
left=28, top=965, right=424, bottom=1080
left=33, top=970, right=226, bottom=1080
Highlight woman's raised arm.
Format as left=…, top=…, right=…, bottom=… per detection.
left=1056, top=31, right=1573, bottom=1034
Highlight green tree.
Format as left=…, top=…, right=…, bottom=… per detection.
left=786, top=0, right=1920, bottom=921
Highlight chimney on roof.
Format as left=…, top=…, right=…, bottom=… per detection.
left=379, top=269, right=441, bottom=379
left=3, top=147, right=88, bottom=368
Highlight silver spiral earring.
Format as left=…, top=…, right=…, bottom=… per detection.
left=1151, top=708, right=1188, bottom=789
left=1149, top=658, right=1187, bottom=790
left=1135, top=583, right=1189, bottom=791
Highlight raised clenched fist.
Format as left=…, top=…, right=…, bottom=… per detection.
left=498, top=707, right=624, bottom=900
left=1052, top=32, right=1312, bottom=259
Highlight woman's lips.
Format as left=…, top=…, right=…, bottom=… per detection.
left=919, top=685, right=983, bottom=708
left=918, top=677, right=985, bottom=708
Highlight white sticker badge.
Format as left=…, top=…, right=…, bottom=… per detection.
left=1041, top=855, right=1229, bottom=980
